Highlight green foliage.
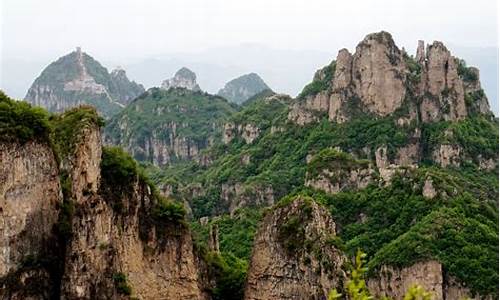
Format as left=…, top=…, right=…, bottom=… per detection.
left=369, top=207, right=498, bottom=297
left=56, top=171, right=75, bottom=241
left=100, top=146, right=140, bottom=212
left=293, top=165, right=497, bottom=297
left=277, top=197, right=314, bottom=253
left=50, top=105, right=104, bottom=160
left=307, top=148, right=370, bottom=178
left=205, top=252, right=247, bottom=300
left=404, top=53, right=422, bottom=85
left=153, top=197, right=186, bottom=223
left=104, top=87, right=237, bottom=164
left=456, top=59, right=479, bottom=82
left=422, top=116, right=498, bottom=161
left=0, top=91, right=52, bottom=143
left=191, top=209, right=263, bottom=261
left=113, top=272, right=132, bottom=296
left=329, top=250, right=433, bottom=300
left=299, top=61, right=336, bottom=98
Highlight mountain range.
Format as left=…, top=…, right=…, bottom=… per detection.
left=0, top=31, right=498, bottom=300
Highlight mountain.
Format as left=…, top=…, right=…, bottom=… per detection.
left=0, top=31, right=497, bottom=300
left=104, top=87, right=238, bottom=166
left=161, top=67, right=201, bottom=91
left=217, top=73, right=271, bottom=104
left=24, top=47, right=144, bottom=118
left=152, top=31, right=498, bottom=299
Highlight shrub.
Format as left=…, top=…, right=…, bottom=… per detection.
left=50, top=105, right=104, bottom=160
left=153, top=197, right=186, bottom=223
left=456, top=59, right=478, bottom=82
left=113, top=272, right=132, bottom=295
left=0, top=91, right=51, bottom=143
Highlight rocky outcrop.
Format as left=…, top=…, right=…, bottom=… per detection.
left=25, top=47, right=143, bottom=118
left=0, top=108, right=211, bottom=299
left=161, top=67, right=201, bottom=91
left=109, top=68, right=145, bottom=105
left=432, top=144, right=462, bottom=168
left=352, top=32, right=407, bottom=116
left=217, top=73, right=271, bottom=104
left=368, top=261, right=487, bottom=300
left=223, top=122, right=260, bottom=144
left=305, top=150, right=376, bottom=194
left=419, top=42, right=467, bottom=122
left=289, top=32, right=492, bottom=127
left=0, top=140, right=61, bottom=295
left=244, top=196, right=346, bottom=300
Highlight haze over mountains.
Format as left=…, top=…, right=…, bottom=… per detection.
left=2, top=43, right=498, bottom=114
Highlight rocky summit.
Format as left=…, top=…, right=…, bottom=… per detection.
left=161, top=67, right=202, bottom=91
left=217, top=73, right=271, bottom=104
left=0, top=31, right=498, bottom=300
left=24, top=47, right=144, bottom=118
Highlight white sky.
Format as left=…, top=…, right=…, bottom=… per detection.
left=1, top=0, right=498, bottom=61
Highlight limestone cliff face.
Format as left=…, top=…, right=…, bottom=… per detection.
left=351, top=32, right=407, bottom=116
left=161, top=67, right=201, bottom=91
left=244, top=197, right=346, bottom=300
left=419, top=42, right=467, bottom=122
left=0, top=115, right=210, bottom=299
left=25, top=48, right=144, bottom=118
left=0, top=140, right=62, bottom=299
left=368, top=261, right=488, bottom=300
left=289, top=31, right=491, bottom=126
left=222, top=122, right=260, bottom=145
left=60, top=122, right=208, bottom=300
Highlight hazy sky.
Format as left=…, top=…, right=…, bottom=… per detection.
left=1, top=0, right=498, bottom=61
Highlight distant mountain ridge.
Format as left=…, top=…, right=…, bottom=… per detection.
left=217, top=73, right=271, bottom=104
left=24, top=47, right=144, bottom=118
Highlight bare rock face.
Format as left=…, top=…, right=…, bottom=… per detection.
left=351, top=32, right=407, bottom=116
left=432, top=144, right=462, bottom=168
left=61, top=184, right=208, bottom=300
left=65, top=123, right=102, bottom=204
left=0, top=140, right=61, bottom=278
left=422, top=177, right=437, bottom=199
left=245, top=197, right=346, bottom=300
left=368, top=261, right=487, bottom=300
left=222, top=122, right=261, bottom=144
left=161, top=67, right=201, bottom=91
left=419, top=42, right=467, bottom=122
left=60, top=122, right=208, bottom=300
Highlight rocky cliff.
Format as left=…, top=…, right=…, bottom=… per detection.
left=25, top=47, right=144, bottom=118
left=0, top=94, right=210, bottom=299
left=161, top=67, right=201, bottom=92
left=244, top=196, right=346, bottom=299
left=367, top=261, right=488, bottom=300
left=289, top=31, right=492, bottom=126
left=217, top=73, right=271, bottom=105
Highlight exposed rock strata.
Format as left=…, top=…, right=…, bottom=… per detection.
left=245, top=197, right=346, bottom=300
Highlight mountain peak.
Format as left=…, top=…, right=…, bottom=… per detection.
left=161, top=67, right=201, bottom=91
left=289, top=31, right=492, bottom=125
left=24, top=49, right=144, bottom=117
left=217, top=73, right=271, bottom=104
